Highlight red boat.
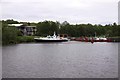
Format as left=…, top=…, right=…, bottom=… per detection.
left=74, top=37, right=112, bottom=42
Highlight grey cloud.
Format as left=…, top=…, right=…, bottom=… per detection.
left=1, top=0, right=119, bottom=25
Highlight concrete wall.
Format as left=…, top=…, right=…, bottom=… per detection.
left=118, top=1, right=120, bottom=25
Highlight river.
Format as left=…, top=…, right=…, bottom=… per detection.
left=2, top=41, right=118, bottom=78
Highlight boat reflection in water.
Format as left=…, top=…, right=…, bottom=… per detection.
left=34, top=32, right=69, bottom=42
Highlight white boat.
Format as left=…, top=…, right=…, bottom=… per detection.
left=34, top=32, right=69, bottom=42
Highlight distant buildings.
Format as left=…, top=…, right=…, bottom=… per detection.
left=118, top=1, right=120, bottom=25
left=8, top=24, right=23, bottom=27
left=8, top=24, right=37, bottom=36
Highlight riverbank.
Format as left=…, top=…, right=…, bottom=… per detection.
left=70, top=37, right=120, bottom=42
left=108, top=37, right=120, bottom=42
left=17, top=36, right=34, bottom=43
left=2, top=36, right=35, bottom=45
left=2, top=36, right=120, bottom=45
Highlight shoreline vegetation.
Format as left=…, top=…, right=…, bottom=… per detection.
left=1, top=19, right=120, bottom=45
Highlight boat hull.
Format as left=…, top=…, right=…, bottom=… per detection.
left=34, top=39, right=68, bottom=42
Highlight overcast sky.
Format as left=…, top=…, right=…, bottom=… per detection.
left=0, top=0, right=119, bottom=25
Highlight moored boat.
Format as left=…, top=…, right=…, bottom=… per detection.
left=74, top=37, right=111, bottom=42
left=34, top=32, right=69, bottom=42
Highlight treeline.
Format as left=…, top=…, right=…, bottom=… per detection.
left=36, top=21, right=120, bottom=37
left=1, top=19, right=120, bottom=45
left=1, top=19, right=34, bottom=45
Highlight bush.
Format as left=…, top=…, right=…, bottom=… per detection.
left=17, top=36, right=34, bottom=43
left=2, top=27, right=18, bottom=45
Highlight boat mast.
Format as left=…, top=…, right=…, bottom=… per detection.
left=53, top=32, right=56, bottom=38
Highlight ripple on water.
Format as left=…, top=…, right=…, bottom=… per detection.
left=2, top=42, right=118, bottom=78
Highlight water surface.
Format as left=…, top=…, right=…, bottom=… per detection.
left=2, top=41, right=118, bottom=78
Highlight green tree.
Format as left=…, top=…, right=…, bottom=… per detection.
left=2, top=26, right=18, bottom=45
left=5, top=19, right=19, bottom=24
left=36, top=21, right=59, bottom=36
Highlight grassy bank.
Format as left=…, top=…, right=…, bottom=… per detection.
left=2, top=36, right=35, bottom=45
left=17, top=36, right=35, bottom=43
left=107, top=36, right=120, bottom=42
left=108, top=36, right=120, bottom=38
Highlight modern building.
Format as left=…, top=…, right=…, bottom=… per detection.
left=8, top=24, right=23, bottom=27
left=8, top=24, right=37, bottom=36
left=118, top=1, right=120, bottom=25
